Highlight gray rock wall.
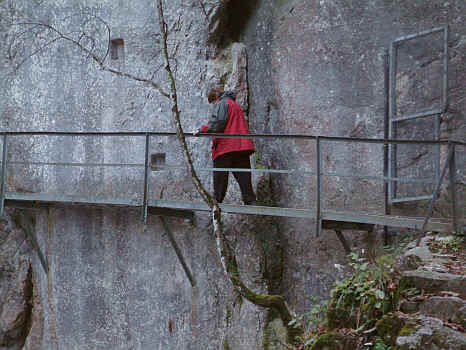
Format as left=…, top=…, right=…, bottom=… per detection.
left=244, top=0, right=465, bottom=311
left=0, top=0, right=464, bottom=349
left=1, top=1, right=266, bottom=349
left=0, top=214, right=33, bottom=350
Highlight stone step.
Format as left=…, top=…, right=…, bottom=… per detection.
left=402, top=270, right=466, bottom=299
left=401, top=296, right=466, bottom=327
left=419, top=296, right=466, bottom=327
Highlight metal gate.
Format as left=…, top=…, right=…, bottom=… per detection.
left=387, top=25, right=449, bottom=204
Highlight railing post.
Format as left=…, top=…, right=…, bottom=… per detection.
left=383, top=48, right=390, bottom=244
left=388, top=42, right=398, bottom=202
left=442, top=25, right=449, bottom=112
left=437, top=25, right=449, bottom=197
left=142, top=133, right=150, bottom=223
left=448, top=143, right=461, bottom=234
left=315, top=136, right=322, bottom=237
left=0, top=134, right=8, bottom=215
left=434, top=114, right=441, bottom=198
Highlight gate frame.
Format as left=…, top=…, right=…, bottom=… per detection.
left=387, top=25, right=449, bottom=204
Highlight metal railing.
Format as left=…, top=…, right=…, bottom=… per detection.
left=0, top=131, right=463, bottom=235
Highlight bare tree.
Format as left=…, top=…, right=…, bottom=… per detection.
left=155, top=0, right=301, bottom=343
left=4, top=0, right=302, bottom=344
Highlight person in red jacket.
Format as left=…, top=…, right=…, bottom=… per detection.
left=195, top=87, right=257, bottom=205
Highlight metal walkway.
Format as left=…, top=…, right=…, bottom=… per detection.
left=0, top=131, right=463, bottom=237
left=4, top=188, right=457, bottom=234
left=4, top=132, right=460, bottom=278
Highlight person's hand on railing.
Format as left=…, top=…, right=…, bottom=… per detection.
left=192, top=129, right=200, bottom=136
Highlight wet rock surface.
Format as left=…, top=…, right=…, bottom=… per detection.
left=0, top=214, right=34, bottom=350
left=396, top=316, right=466, bottom=350
left=0, top=0, right=464, bottom=349
left=382, top=234, right=466, bottom=350
left=401, top=234, right=466, bottom=299
left=419, top=296, right=466, bottom=326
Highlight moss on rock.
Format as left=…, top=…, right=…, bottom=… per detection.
left=263, top=318, right=287, bottom=350
left=375, top=314, right=405, bottom=346
left=375, top=313, right=420, bottom=347
left=326, top=303, right=355, bottom=330
left=398, top=322, right=416, bottom=337
left=310, top=332, right=357, bottom=350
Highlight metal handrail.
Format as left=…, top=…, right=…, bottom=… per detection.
left=0, top=132, right=463, bottom=234
left=0, top=130, right=464, bottom=146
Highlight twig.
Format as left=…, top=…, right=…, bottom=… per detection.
left=11, top=21, right=170, bottom=97
left=197, top=0, right=209, bottom=21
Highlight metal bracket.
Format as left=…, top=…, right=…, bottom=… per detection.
left=323, top=220, right=375, bottom=254
left=159, top=216, right=196, bottom=288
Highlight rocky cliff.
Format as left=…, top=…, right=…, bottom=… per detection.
left=0, top=0, right=464, bottom=349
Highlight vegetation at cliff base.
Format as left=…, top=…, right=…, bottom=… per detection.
left=290, top=248, right=418, bottom=350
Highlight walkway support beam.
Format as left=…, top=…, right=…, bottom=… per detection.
left=383, top=48, right=390, bottom=244
left=159, top=216, right=196, bottom=288
left=448, top=144, right=462, bottom=235
left=0, top=135, right=7, bottom=215
left=17, top=211, right=48, bottom=274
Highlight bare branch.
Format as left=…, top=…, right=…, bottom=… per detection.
left=10, top=21, right=170, bottom=98
left=59, top=11, right=112, bottom=61
left=12, top=35, right=62, bottom=73
left=197, top=0, right=209, bottom=21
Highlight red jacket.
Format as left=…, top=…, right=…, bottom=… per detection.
left=201, top=94, right=254, bottom=160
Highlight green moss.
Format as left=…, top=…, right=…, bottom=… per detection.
left=310, top=333, right=345, bottom=350
left=327, top=303, right=355, bottom=330
left=223, top=338, right=231, bottom=350
left=219, top=72, right=230, bottom=88
left=225, top=305, right=232, bottom=325
left=263, top=318, right=287, bottom=350
left=398, top=321, right=417, bottom=337
left=430, top=328, right=453, bottom=348
left=429, top=236, right=464, bottom=253
left=253, top=152, right=268, bottom=170
left=376, top=314, right=419, bottom=347
left=375, top=314, right=404, bottom=346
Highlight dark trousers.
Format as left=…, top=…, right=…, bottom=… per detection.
left=213, top=151, right=256, bottom=204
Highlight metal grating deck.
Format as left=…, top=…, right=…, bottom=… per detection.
left=5, top=192, right=454, bottom=233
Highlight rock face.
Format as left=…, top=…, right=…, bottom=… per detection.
left=419, top=296, right=466, bottom=326
left=396, top=316, right=466, bottom=350
left=0, top=214, right=34, bottom=350
left=245, top=0, right=465, bottom=315
left=378, top=232, right=466, bottom=350
left=376, top=313, right=466, bottom=350
left=0, top=0, right=464, bottom=349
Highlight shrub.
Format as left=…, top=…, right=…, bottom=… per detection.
left=327, top=252, right=417, bottom=330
